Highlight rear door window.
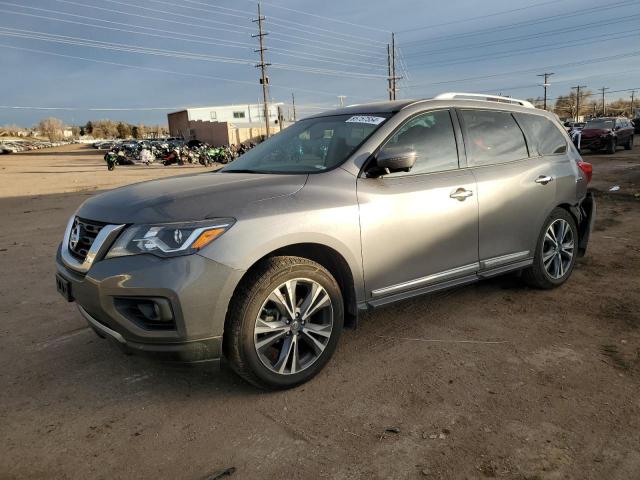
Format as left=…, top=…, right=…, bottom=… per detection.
left=460, top=110, right=529, bottom=166
left=382, top=109, right=459, bottom=176
left=515, top=113, right=568, bottom=156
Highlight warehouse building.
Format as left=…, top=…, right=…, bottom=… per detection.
left=167, top=103, right=287, bottom=146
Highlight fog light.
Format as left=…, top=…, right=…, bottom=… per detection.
left=114, top=297, right=176, bottom=330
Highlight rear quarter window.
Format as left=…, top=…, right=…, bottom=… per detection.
left=460, top=109, right=529, bottom=166
left=514, top=113, right=568, bottom=156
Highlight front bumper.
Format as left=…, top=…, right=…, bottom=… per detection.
left=580, top=136, right=609, bottom=150
left=56, top=245, right=245, bottom=362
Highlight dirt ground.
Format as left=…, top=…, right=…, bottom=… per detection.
left=0, top=144, right=639, bottom=480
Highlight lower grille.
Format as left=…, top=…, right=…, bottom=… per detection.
left=68, top=217, right=106, bottom=262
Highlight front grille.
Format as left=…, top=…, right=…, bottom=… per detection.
left=68, top=217, right=106, bottom=262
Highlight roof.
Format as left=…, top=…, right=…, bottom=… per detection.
left=304, top=97, right=547, bottom=120
left=167, top=103, right=284, bottom=116
left=304, top=100, right=416, bottom=119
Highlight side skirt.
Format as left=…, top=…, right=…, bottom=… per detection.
left=359, top=259, right=533, bottom=311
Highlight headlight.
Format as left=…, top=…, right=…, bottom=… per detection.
left=105, top=219, right=234, bottom=259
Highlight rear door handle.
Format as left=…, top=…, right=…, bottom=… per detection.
left=535, top=175, right=554, bottom=185
left=450, top=188, right=473, bottom=201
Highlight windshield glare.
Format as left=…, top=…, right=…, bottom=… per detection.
left=222, top=114, right=389, bottom=173
left=585, top=120, right=614, bottom=130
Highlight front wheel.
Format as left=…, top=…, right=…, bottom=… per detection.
left=605, top=137, right=616, bottom=154
left=624, top=135, right=634, bottom=150
left=224, top=256, right=343, bottom=389
left=522, top=208, right=578, bottom=289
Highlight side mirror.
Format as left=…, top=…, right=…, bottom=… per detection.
left=368, top=147, right=417, bottom=177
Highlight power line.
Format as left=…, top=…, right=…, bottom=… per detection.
left=0, top=43, right=367, bottom=99
left=407, top=28, right=640, bottom=70
left=400, top=0, right=640, bottom=46
left=0, top=103, right=338, bottom=113
left=52, top=0, right=385, bottom=61
left=402, top=13, right=640, bottom=59
left=0, top=105, right=182, bottom=111
left=171, top=0, right=387, bottom=45
left=52, top=0, right=247, bottom=37
left=101, top=0, right=386, bottom=57
left=405, top=50, right=640, bottom=88
left=241, top=0, right=391, bottom=34
left=398, top=0, right=567, bottom=33
left=550, top=87, right=640, bottom=101
left=100, top=0, right=254, bottom=32
left=137, top=0, right=385, bottom=51
left=0, top=27, right=389, bottom=79
left=0, top=5, right=386, bottom=70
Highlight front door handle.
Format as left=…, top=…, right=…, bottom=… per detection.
left=535, top=175, right=554, bottom=185
left=450, top=188, right=473, bottom=201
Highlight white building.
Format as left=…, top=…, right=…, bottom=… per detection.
left=168, top=102, right=287, bottom=146
left=170, top=103, right=282, bottom=126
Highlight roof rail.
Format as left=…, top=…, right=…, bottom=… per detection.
left=433, top=92, right=535, bottom=109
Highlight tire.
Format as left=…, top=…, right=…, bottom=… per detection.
left=605, top=137, right=616, bottom=154
left=224, top=256, right=344, bottom=389
left=624, top=135, right=634, bottom=150
left=522, top=208, right=578, bottom=289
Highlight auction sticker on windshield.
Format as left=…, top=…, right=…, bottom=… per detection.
left=345, top=116, right=386, bottom=125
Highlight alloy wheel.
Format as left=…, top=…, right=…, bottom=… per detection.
left=542, top=218, right=574, bottom=279
left=254, top=278, right=333, bottom=375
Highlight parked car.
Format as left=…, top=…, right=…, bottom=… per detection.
left=0, top=144, right=17, bottom=154
left=580, top=117, right=634, bottom=153
left=55, top=93, right=596, bottom=389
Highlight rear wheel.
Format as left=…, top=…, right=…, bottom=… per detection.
left=523, top=208, right=578, bottom=289
left=224, top=256, right=343, bottom=389
left=624, top=135, right=634, bottom=150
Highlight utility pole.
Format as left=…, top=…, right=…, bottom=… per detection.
left=277, top=105, right=283, bottom=132
left=537, top=72, right=554, bottom=110
left=631, top=90, right=636, bottom=116
left=252, top=2, right=270, bottom=138
left=599, top=87, right=609, bottom=116
left=387, top=34, right=401, bottom=100
left=386, top=43, right=392, bottom=100
left=572, top=85, right=586, bottom=122
left=291, top=92, right=296, bottom=122
left=391, top=32, right=397, bottom=100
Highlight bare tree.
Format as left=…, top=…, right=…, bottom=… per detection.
left=116, top=122, right=131, bottom=139
left=91, top=120, right=119, bottom=139
left=134, top=124, right=147, bottom=139
left=38, top=117, right=64, bottom=141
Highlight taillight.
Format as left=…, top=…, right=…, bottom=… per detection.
left=578, top=161, right=592, bottom=184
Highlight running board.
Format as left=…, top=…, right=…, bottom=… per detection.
left=363, top=259, right=533, bottom=309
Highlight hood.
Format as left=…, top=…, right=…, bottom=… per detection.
left=581, top=128, right=611, bottom=137
left=76, top=172, right=307, bottom=224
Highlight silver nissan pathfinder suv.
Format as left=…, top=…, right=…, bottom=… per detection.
left=56, top=93, right=596, bottom=389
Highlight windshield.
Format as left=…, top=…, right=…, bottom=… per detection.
left=584, top=119, right=614, bottom=130
left=222, top=114, right=389, bottom=173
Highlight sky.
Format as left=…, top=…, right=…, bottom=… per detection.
left=1, top=0, right=639, bottom=127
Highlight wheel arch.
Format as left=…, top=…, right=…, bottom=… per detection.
left=228, top=242, right=359, bottom=329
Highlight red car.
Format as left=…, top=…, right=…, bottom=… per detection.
left=580, top=117, right=635, bottom=154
